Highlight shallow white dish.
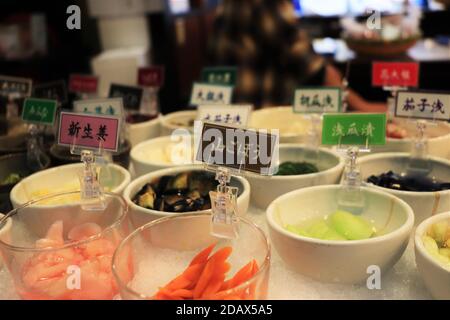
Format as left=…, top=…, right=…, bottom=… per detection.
left=123, top=165, right=251, bottom=229
left=0, top=213, right=12, bottom=269
left=131, top=135, right=194, bottom=177
left=160, top=110, right=196, bottom=136
left=359, top=152, right=450, bottom=225
left=247, top=144, right=344, bottom=209
left=128, top=114, right=161, bottom=147
left=415, top=211, right=450, bottom=300
left=10, top=163, right=131, bottom=208
left=267, top=185, right=414, bottom=284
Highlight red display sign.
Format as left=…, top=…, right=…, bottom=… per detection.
left=138, top=66, right=165, bottom=87
left=69, top=74, right=99, bottom=93
left=372, top=62, right=419, bottom=88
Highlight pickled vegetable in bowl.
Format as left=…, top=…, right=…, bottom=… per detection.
left=422, top=220, right=450, bottom=270
left=367, top=171, right=450, bottom=192
left=275, top=162, right=319, bottom=176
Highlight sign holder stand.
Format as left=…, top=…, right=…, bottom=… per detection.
left=26, top=124, right=47, bottom=172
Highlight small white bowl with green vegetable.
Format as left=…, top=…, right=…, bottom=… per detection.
left=415, top=211, right=450, bottom=300
left=246, top=144, right=345, bottom=209
left=267, top=185, right=414, bottom=284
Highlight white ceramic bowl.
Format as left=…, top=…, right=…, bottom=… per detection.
left=10, top=163, right=131, bottom=208
left=160, top=110, right=196, bottom=136
left=415, top=211, right=450, bottom=300
left=371, top=120, right=450, bottom=160
left=0, top=213, right=12, bottom=269
left=128, top=114, right=161, bottom=147
left=131, top=135, right=194, bottom=177
left=249, top=107, right=319, bottom=143
left=359, top=152, right=450, bottom=225
left=124, top=165, right=251, bottom=229
left=267, top=185, right=414, bottom=284
left=247, top=144, right=345, bottom=209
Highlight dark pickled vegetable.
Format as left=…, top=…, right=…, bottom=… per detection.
left=126, top=113, right=157, bottom=124
left=367, top=171, right=450, bottom=192
left=275, top=162, right=319, bottom=176
left=132, top=170, right=219, bottom=213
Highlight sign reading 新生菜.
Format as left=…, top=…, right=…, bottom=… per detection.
left=190, top=83, right=233, bottom=106
left=293, top=87, right=341, bottom=113
left=21, top=98, right=58, bottom=125
left=196, top=122, right=278, bottom=175
left=58, top=112, right=120, bottom=152
left=322, top=113, right=386, bottom=146
left=201, top=67, right=237, bottom=86
left=69, top=74, right=98, bottom=94
left=372, top=62, right=419, bottom=88
left=0, top=75, right=32, bottom=96
left=395, top=91, right=450, bottom=121
left=33, top=80, right=68, bottom=104
left=138, top=66, right=165, bottom=87
left=197, top=105, right=251, bottom=127
left=108, top=83, right=143, bottom=111
left=73, top=97, right=124, bottom=117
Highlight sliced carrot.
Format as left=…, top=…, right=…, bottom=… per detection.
left=171, top=289, right=194, bottom=299
left=164, top=274, right=191, bottom=291
left=189, top=243, right=216, bottom=266
left=221, top=260, right=253, bottom=290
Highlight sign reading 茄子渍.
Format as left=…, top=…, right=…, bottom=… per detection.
left=190, top=83, right=233, bottom=106
left=322, top=113, right=386, bottom=146
left=197, top=105, right=251, bottom=127
left=201, top=67, right=237, bottom=86
left=0, top=75, right=32, bottom=96
left=395, top=91, right=450, bottom=121
left=108, top=83, right=143, bottom=111
left=196, top=122, right=279, bottom=175
left=293, top=87, right=341, bottom=113
left=22, top=98, right=57, bottom=125
left=73, top=98, right=124, bottom=117
left=58, top=112, right=120, bottom=152
left=33, top=80, right=68, bottom=104
left=372, top=62, right=419, bottom=88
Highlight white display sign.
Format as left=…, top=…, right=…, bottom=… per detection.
left=293, top=87, right=342, bottom=113
left=395, top=91, right=450, bottom=121
left=190, top=83, right=233, bottom=106
left=73, top=97, right=124, bottom=117
left=197, top=104, right=251, bottom=127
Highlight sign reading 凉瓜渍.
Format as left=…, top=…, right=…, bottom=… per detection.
left=201, top=67, right=237, bottom=86
left=195, top=122, right=279, bottom=175
left=197, top=105, right=251, bottom=127
left=395, top=91, right=450, bottom=122
left=73, top=97, right=124, bottom=117
left=58, top=112, right=121, bottom=152
left=322, top=113, right=386, bottom=146
left=22, top=98, right=57, bottom=126
left=293, top=87, right=341, bottom=113
left=190, top=83, right=233, bottom=106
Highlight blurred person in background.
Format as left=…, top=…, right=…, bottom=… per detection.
left=208, top=0, right=387, bottom=112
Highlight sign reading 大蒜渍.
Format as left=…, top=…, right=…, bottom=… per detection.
left=322, top=113, right=386, bottom=146
left=33, top=80, right=68, bottom=104
left=73, top=97, right=124, bottom=117
left=58, top=112, right=120, bottom=152
left=201, top=67, right=237, bottom=86
left=108, top=83, right=143, bottom=111
left=190, top=83, right=233, bottom=106
left=395, top=91, right=450, bottom=121
left=138, top=66, right=165, bottom=87
left=0, top=75, right=32, bottom=96
left=293, top=87, right=341, bottom=113
left=372, top=62, right=419, bottom=88
left=196, top=122, right=279, bottom=175
left=22, top=98, right=57, bottom=125
left=197, top=105, right=251, bottom=127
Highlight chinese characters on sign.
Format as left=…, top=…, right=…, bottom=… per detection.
left=0, top=75, right=32, bottom=96
left=22, top=98, right=57, bottom=125
left=190, top=83, right=233, bottom=106
left=33, top=80, right=68, bottom=104
left=58, top=112, right=120, bottom=152
left=138, top=66, right=165, bottom=87
left=372, top=62, right=419, bottom=88
left=322, top=113, right=386, bottom=146
left=395, top=91, right=450, bottom=121
left=73, top=98, right=124, bottom=117
left=197, top=105, right=251, bottom=127
left=108, top=84, right=143, bottom=111
left=201, top=67, right=237, bottom=86
left=69, top=74, right=98, bottom=93
left=293, top=87, right=341, bottom=113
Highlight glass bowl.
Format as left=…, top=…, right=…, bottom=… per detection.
left=0, top=191, right=129, bottom=300
left=112, top=213, right=270, bottom=300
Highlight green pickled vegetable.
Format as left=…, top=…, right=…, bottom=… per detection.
left=1, top=173, right=22, bottom=186
left=275, top=161, right=319, bottom=176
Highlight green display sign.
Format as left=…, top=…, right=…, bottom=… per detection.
left=322, top=113, right=386, bottom=146
left=201, top=67, right=237, bottom=86
left=22, top=98, right=58, bottom=125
